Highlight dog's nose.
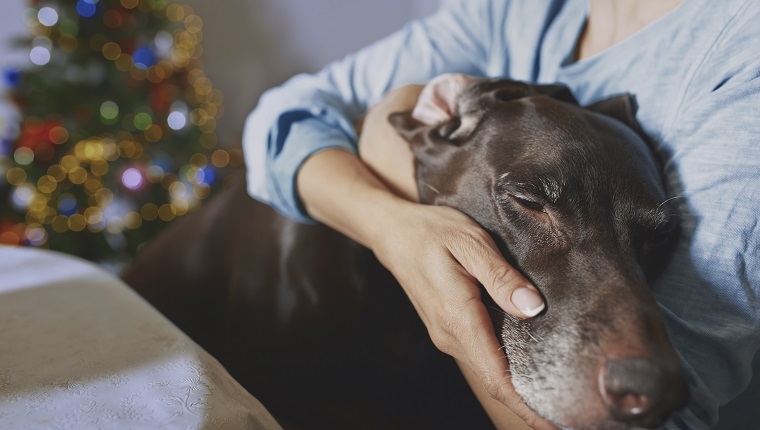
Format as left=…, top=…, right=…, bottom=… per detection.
left=599, top=357, right=689, bottom=428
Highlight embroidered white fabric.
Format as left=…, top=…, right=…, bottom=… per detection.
left=0, top=246, right=283, bottom=430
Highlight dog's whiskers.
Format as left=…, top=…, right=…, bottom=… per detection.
left=423, top=183, right=441, bottom=194
left=489, top=304, right=512, bottom=318
left=504, top=369, right=532, bottom=381
left=656, top=194, right=686, bottom=211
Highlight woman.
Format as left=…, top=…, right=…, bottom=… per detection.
left=243, top=0, right=760, bottom=427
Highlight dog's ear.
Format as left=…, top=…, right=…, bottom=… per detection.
left=585, top=94, right=646, bottom=138
left=391, top=73, right=478, bottom=144
left=411, top=73, right=474, bottom=125
left=388, top=111, right=425, bottom=143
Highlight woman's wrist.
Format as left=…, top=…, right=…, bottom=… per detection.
left=296, top=148, right=412, bottom=250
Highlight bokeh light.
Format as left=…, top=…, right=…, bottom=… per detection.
left=210, top=149, right=229, bottom=167
left=133, top=47, right=156, bottom=69
left=49, top=126, right=69, bottom=144
left=58, top=193, right=78, bottom=216
left=154, top=31, right=173, bottom=55
left=133, top=112, right=152, bottom=130
left=3, top=69, right=21, bottom=87
left=120, top=0, right=139, bottom=10
left=38, top=7, right=59, bottom=27
left=100, top=101, right=119, bottom=121
left=68, top=214, right=87, bottom=232
left=121, top=167, right=144, bottom=190
left=198, top=166, right=215, bottom=185
left=103, top=10, right=123, bottom=30
left=4, top=0, right=223, bottom=262
left=101, top=42, right=121, bottom=61
left=25, top=224, right=47, bottom=246
left=14, top=147, right=34, bottom=165
left=144, top=165, right=162, bottom=182
left=30, top=46, right=51, bottom=66
left=59, top=19, right=79, bottom=36
left=11, top=184, right=34, bottom=210
left=6, top=167, right=27, bottom=185
left=76, top=0, right=97, bottom=18
left=167, top=111, right=186, bottom=130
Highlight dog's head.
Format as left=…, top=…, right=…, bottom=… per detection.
left=389, top=75, right=688, bottom=430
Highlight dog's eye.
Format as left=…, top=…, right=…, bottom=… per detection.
left=644, top=231, right=672, bottom=248
left=637, top=217, right=679, bottom=261
left=638, top=218, right=680, bottom=278
left=512, top=195, right=545, bottom=212
left=643, top=220, right=678, bottom=249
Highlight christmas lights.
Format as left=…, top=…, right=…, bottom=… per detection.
left=0, top=0, right=232, bottom=265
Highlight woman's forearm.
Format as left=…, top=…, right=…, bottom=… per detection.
left=296, top=84, right=423, bottom=249
left=296, top=148, right=409, bottom=249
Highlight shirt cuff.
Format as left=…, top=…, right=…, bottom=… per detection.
left=264, top=110, right=358, bottom=223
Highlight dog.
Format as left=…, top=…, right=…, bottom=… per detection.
left=122, top=76, right=688, bottom=429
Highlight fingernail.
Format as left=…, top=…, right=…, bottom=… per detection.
left=511, top=287, right=545, bottom=317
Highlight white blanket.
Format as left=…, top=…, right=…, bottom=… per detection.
left=0, top=245, right=282, bottom=430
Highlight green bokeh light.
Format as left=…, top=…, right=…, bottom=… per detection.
left=100, top=101, right=119, bottom=121
left=59, top=19, right=79, bottom=36
left=134, top=112, right=153, bottom=131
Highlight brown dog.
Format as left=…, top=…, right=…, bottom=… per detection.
left=123, top=77, right=687, bottom=429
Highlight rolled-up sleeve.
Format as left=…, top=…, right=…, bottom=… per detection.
left=242, top=0, right=499, bottom=222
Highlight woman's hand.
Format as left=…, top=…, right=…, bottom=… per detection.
left=358, top=84, right=554, bottom=429
left=297, top=83, right=554, bottom=429
left=369, top=201, right=552, bottom=429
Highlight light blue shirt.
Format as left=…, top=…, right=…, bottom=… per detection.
left=243, top=0, right=760, bottom=427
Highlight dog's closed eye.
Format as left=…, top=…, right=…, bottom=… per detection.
left=640, top=218, right=678, bottom=250
left=495, top=176, right=551, bottom=215
left=637, top=216, right=680, bottom=278
left=510, top=194, right=546, bottom=213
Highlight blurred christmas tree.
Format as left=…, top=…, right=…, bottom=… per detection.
left=0, top=0, right=242, bottom=266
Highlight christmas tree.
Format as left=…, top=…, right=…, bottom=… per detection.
left=0, top=0, right=242, bottom=266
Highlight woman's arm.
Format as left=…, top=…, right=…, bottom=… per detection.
left=298, top=85, right=553, bottom=429
left=296, top=150, right=551, bottom=430
left=356, top=84, right=423, bottom=202
left=244, top=2, right=552, bottom=427
left=243, top=0, right=501, bottom=222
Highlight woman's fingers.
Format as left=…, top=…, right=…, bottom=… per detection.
left=419, top=247, right=556, bottom=429
left=436, top=261, right=556, bottom=429
left=447, top=226, right=546, bottom=318
left=371, top=204, right=556, bottom=426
